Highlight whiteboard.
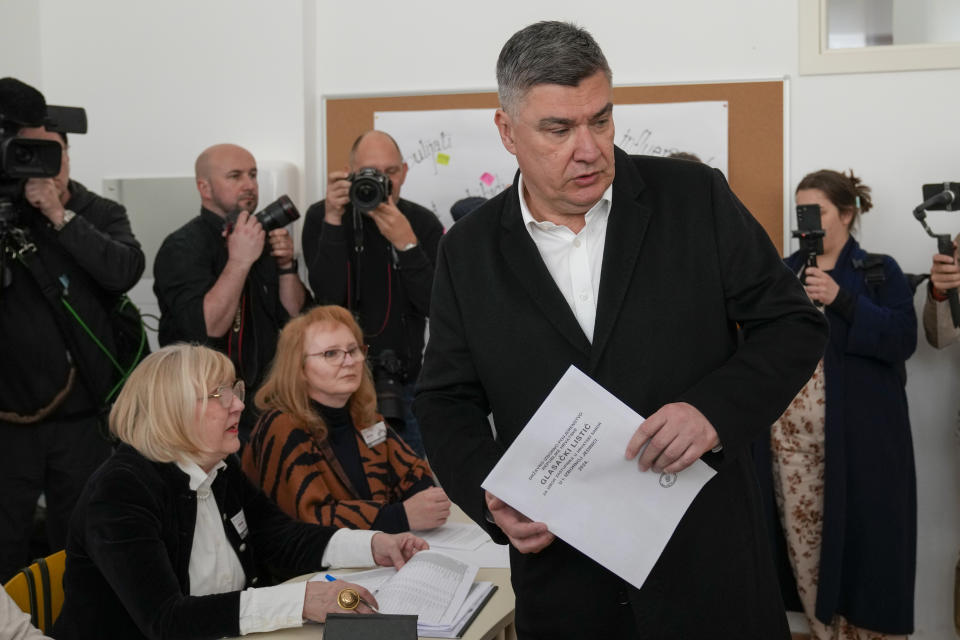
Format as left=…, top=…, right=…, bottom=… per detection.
left=375, top=101, right=728, bottom=228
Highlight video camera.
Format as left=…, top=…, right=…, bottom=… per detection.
left=913, top=182, right=960, bottom=327
left=0, top=77, right=88, bottom=290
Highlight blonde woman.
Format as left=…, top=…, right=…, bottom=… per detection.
left=54, top=344, right=426, bottom=640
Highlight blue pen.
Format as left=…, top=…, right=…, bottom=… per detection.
left=324, top=574, right=337, bottom=582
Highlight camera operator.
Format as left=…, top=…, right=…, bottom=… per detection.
left=923, top=234, right=960, bottom=348
left=302, top=130, right=443, bottom=457
left=153, top=144, right=308, bottom=440
left=0, top=79, right=145, bottom=582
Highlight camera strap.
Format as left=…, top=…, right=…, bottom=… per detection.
left=16, top=240, right=144, bottom=405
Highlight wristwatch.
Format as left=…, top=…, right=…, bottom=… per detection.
left=398, top=242, right=418, bottom=252
left=54, top=209, right=76, bottom=232
left=277, top=258, right=299, bottom=275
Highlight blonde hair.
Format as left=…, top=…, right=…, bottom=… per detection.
left=256, top=305, right=378, bottom=438
left=110, top=343, right=235, bottom=464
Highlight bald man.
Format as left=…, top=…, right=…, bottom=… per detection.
left=154, top=144, right=308, bottom=439
left=302, top=130, right=443, bottom=456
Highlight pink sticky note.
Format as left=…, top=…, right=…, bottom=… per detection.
left=480, top=172, right=495, bottom=186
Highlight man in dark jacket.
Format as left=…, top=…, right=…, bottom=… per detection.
left=415, top=21, right=828, bottom=639
left=302, top=131, right=443, bottom=456
left=153, top=144, right=308, bottom=440
left=0, top=111, right=145, bottom=580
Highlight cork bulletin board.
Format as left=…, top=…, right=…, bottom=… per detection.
left=325, top=80, right=784, bottom=249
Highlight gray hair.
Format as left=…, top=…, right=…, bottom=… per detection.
left=496, top=21, right=611, bottom=114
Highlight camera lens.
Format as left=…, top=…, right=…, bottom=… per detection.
left=354, top=182, right=378, bottom=207
left=13, top=145, right=35, bottom=165
left=348, top=168, right=391, bottom=212
left=254, top=195, right=300, bottom=232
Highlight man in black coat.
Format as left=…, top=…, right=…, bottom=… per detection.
left=414, top=21, right=828, bottom=639
left=154, top=144, right=308, bottom=440
left=0, top=81, right=145, bottom=581
left=303, top=131, right=443, bottom=456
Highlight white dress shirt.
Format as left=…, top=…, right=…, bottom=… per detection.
left=518, top=173, right=613, bottom=343
left=176, top=460, right=377, bottom=635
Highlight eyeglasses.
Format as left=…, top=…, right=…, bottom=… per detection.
left=207, top=380, right=245, bottom=408
left=304, top=344, right=368, bottom=366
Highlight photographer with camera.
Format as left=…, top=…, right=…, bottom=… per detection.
left=0, top=78, right=145, bottom=582
left=153, top=144, right=308, bottom=441
left=754, top=169, right=917, bottom=639
left=302, top=131, right=443, bottom=457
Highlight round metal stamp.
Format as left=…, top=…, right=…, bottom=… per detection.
left=337, top=587, right=360, bottom=610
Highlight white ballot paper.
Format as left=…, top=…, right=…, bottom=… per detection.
left=316, top=550, right=488, bottom=634
left=481, top=365, right=717, bottom=590
left=413, top=521, right=491, bottom=551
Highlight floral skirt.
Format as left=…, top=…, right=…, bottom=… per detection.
left=770, top=359, right=905, bottom=640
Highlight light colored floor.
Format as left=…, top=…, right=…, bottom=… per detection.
left=788, top=610, right=811, bottom=639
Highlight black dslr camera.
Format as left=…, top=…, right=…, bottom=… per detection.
left=368, top=349, right=406, bottom=424
left=348, top=168, right=392, bottom=212
left=254, top=194, right=300, bottom=232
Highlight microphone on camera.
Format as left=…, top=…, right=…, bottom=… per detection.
left=914, top=187, right=958, bottom=217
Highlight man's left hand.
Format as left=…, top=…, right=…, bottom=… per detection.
left=367, top=202, right=417, bottom=250
left=23, top=177, right=66, bottom=224
left=625, top=402, right=719, bottom=474
left=268, top=228, right=295, bottom=268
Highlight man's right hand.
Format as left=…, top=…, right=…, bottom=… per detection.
left=224, top=211, right=265, bottom=268
left=931, top=249, right=960, bottom=296
left=485, top=491, right=554, bottom=553
left=324, top=170, right=351, bottom=225
left=403, top=486, right=451, bottom=530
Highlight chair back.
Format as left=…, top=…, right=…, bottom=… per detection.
left=2, top=549, right=67, bottom=632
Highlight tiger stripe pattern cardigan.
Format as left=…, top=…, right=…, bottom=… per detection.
left=241, top=409, right=435, bottom=531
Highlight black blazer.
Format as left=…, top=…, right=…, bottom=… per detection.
left=53, top=444, right=337, bottom=640
left=415, top=149, right=828, bottom=639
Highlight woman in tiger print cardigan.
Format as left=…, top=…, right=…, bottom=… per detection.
left=242, top=306, right=451, bottom=532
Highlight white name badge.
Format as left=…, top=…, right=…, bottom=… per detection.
left=360, top=421, right=388, bottom=448
left=230, top=509, right=249, bottom=540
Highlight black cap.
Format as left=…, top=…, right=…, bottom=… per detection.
left=0, top=77, right=47, bottom=127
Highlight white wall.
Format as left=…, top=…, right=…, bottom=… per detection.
left=8, top=0, right=960, bottom=636
left=0, top=1, right=42, bottom=86
left=33, top=0, right=306, bottom=206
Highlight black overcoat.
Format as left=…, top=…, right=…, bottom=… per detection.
left=415, top=149, right=829, bottom=639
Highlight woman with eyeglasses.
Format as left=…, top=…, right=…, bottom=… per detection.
left=242, top=305, right=450, bottom=533
left=54, top=343, right=427, bottom=640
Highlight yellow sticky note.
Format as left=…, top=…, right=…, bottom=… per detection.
left=436, top=153, right=450, bottom=165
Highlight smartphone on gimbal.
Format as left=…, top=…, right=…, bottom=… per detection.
left=796, top=204, right=824, bottom=257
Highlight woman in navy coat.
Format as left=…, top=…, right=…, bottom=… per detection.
left=756, top=169, right=917, bottom=639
